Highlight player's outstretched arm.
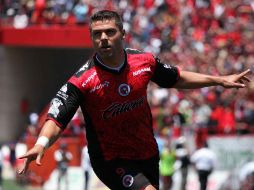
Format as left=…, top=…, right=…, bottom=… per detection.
left=174, top=69, right=251, bottom=89
left=18, top=120, right=62, bottom=174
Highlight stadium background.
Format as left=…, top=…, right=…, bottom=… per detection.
left=0, top=0, right=254, bottom=190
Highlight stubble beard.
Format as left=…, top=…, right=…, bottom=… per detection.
left=98, top=49, right=114, bottom=60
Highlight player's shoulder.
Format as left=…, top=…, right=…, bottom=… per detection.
left=125, top=48, right=153, bottom=56
left=125, top=48, right=155, bottom=62
left=125, top=48, right=144, bottom=54
left=68, top=58, right=96, bottom=88
left=74, top=58, right=95, bottom=78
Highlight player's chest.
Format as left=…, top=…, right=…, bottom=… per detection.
left=82, top=67, right=151, bottom=101
left=89, top=73, right=146, bottom=97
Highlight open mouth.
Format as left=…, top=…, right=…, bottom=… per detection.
left=101, top=45, right=111, bottom=49
left=101, top=46, right=111, bottom=51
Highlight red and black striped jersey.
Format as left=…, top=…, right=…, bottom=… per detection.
left=47, top=48, right=180, bottom=161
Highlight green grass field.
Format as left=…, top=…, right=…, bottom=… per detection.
left=3, top=180, right=28, bottom=190
left=2, top=180, right=42, bottom=190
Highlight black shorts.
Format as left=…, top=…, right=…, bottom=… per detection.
left=91, top=155, right=160, bottom=190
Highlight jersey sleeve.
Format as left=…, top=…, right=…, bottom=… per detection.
left=47, top=82, right=83, bottom=129
left=151, top=57, right=180, bottom=88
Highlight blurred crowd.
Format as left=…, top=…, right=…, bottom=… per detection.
left=139, top=0, right=254, bottom=143
left=0, top=0, right=116, bottom=28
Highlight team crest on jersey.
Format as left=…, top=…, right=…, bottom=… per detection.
left=122, top=175, right=134, bottom=188
left=118, top=83, right=131, bottom=96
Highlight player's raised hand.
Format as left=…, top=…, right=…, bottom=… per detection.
left=220, top=69, right=251, bottom=88
left=18, top=145, right=45, bottom=175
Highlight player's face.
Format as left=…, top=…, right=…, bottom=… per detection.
left=90, top=19, right=125, bottom=59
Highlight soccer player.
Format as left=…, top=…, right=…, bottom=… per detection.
left=18, top=10, right=251, bottom=190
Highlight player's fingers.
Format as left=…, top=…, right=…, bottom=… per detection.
left=18, top=152, right=30, bottom=159
left=18, top=149, right=40, bottom=174
left=18, top=151, right=37, bottom=160
left=227, top=81, right=245, bottom=88
left=235, top=82, right=246, bottom=88
left=242, top=76, right=251, bottom=82
left=238, top=69, right=250, bottom=78
left=239, top=79, right=244, bottom=84
left=36, top=153, right=43, bottom=166
left=19, top=147, right=41, bottom=160
left=23, top=158, right=32, bottom=173
left=18, top=158, right=30, bottom=175
left=17, top=162, right=25, bottom=174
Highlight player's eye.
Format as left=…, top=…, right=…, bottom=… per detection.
left=93, top=31, right=101, bottom=38
left=106, top=29, right=117, bottom=37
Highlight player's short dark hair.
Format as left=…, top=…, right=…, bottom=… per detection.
left=89, top=10, right=123, bottom=31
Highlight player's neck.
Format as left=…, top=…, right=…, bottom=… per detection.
left=96, top=55, right=125, bottom=72
left=97, top=50, right=125, bottom=69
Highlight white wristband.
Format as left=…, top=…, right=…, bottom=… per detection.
left=35, top=136, right=49, bottom=148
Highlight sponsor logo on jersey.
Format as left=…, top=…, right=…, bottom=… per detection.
left=118, top=83, right=131, bottom=96
left=90, top=81, right=109, bottom=93
left=82, top=72, right=96, bottom=87
left=102, top=97, right=145, bottom=119
left=57, top=84, right=69, bottom=100
left=132, top=67, right=151, bottom=76
left=48, top=98, right=63, bottom=118
left=122, top=175, right=134, bottom=188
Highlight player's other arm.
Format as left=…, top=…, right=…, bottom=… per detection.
left=18, top=82, right=83, bottom=174
left=18, top=120, right=62, bottom=174
left=174, top=70, right=251, bottom=89
left=151, top=56, right=251, bottom=89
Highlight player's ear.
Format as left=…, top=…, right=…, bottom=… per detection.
left=122, top=29, right=126, bottom=39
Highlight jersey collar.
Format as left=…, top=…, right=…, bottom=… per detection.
left=93, top=50, right=127, bottom=74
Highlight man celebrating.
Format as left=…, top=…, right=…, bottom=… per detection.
left=18, top=10, right=251, bottom=190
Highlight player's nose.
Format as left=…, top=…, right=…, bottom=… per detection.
left=101, top=32, right=108, bottom=40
